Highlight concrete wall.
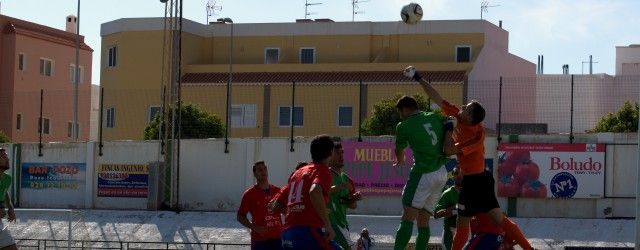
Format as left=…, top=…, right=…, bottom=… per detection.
left=4, top=134, right=638, bottom=218
left=94, top=141, right=160, bottom=209
left=19, top=143, right=89, bottom=208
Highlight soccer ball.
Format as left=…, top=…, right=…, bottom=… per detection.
left=400, top=3, right=423, bottom=25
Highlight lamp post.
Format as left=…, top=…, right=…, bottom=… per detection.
left=218, top=17, right=233, bottom=153
left=72, top=0, right=80, bottom=142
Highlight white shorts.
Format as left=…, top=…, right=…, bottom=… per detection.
left=333, top=224, right=354, bottom=247
left=401, top=166, right=448, bottom=214
left=0, top=223, right=15, bottom=248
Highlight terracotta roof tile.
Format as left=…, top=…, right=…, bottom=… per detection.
left=182, top=71, right=465, bottom=84
left=1, top=15, right=93, bottom=51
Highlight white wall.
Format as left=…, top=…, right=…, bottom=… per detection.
left=19, top=143, right=88, bottom=208
left=94, top=141, right=160, bottom=209
left=535, top=74, right=639, bottom=134
left=8, top=134, right=638, bottom=219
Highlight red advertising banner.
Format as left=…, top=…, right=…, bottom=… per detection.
left=497, top=143, right=604, bottom=199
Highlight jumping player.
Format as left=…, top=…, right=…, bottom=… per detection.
left=434, top=167, right=462, bottom=250
left=0, top=148, right=17, bottom=250
left=329, top=142, right=362, bottom=250
left=392, top=95, right=452, bottom=250
left=237, top=161, right=283, bottom=250
left=272, top=135, right=342, bottom=250
left=403, top=66, right=532, bottom=250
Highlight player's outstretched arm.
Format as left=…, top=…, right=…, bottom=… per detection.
left=310, top=184, right=335, bottom=241
left=403, top=66, right=445, bottom=106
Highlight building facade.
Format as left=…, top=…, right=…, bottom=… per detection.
left=100, top=18, right=534, bottom=140
left=0, top=14, right=93, bottom=142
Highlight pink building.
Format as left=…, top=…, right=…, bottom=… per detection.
left=0, top=14, right=93, bottom=142
left=467, top=22, right=537, bottom=130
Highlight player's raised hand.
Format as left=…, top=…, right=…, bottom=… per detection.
left=403, top=66, right=422, bottom=81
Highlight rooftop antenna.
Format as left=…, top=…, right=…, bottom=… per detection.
left=206, top=0, right=222, bottom=24
left=352, top=0, right=369, bottom=22
left=581, top=55, right=599, bottom=75
left=481, top=1, right=500, bottom=20
left=305, top=0, right=322, bottom=19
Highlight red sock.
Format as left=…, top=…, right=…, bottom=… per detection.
left=451, top=225, right=469, bottom=250
left=501, top=217, right=532, bottom=250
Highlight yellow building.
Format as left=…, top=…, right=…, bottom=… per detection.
left=100, top=18, right=534, bottom=140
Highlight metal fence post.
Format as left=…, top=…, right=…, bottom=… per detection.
left=570, top=74, right=575, bottom=143
left=497, top=77, right=503, bottom=143
left=358, top=80, right=363, bottom=142
left=38, top=89, right=44, bottom=157
left=290, top=81, right=296, bottom=152
left=98, top=87, right=104, bottom=156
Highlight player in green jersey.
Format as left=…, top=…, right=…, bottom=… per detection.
left=329, top=142, right=362, bottom=250
left=0, top=148, right=16, bottom=250
left=393, top=95, right=454, bottom=250
left=434, top=167, right=462, bottom=250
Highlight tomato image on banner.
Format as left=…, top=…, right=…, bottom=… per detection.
left=498, top=143, right=604, bottom=199
left=497, top=176, right=521, bottom=197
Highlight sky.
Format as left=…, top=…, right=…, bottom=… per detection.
left=1, top=0, right=638, bottom=84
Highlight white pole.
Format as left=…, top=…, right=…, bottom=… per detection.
left=636, top=86, right=640, bottom=249
left=68, top=210, right=72, bottom=250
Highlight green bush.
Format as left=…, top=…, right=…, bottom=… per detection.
left=144, top=103, right=225, bottom=140
left=592, top=101, right=639, bottom=133
left=361, top=93, right=443, bottom=136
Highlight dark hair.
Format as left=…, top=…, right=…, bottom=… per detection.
left=334, top=142, right=342, bottom=149
left=295, top=161, right=308, bottom=170
left=311, top=135, right=334, bottom=163
left=252, top=161, right=265, bottom=173
left=395, top=95, right=419, bottom=110
left=469, top=101, right=486, bottom=125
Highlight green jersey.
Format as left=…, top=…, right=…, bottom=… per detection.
left=0, top=174, right=11, bottom=203
left=328, top=170, right=350, bottom=228
left=435, top=186, right=459, bottom=228
left=395, top=111, right=447, bottom=173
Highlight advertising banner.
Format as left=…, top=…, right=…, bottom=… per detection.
left=497, top=143, right=605, bottom=199
left=97, top=164, right=149, bottom=198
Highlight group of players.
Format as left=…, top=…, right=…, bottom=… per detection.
left=236, top=67, right=533, bottom=250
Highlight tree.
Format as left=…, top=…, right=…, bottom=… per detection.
left=592, top=101, right=639, bottom=133
left=361, top=93, right=444, bottom=136
left=144, top=103, right=225, bottom=140
left=0, top=130, right=9, bottom=143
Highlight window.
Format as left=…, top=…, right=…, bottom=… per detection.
left=299, top=48, right=315, bottom=64
left=231, top=104, right=257, bottom=128
left=265, top=48, right=280, bottom=64
left=279, top=106, right=304, bottom=127
left=69, top=64, right=84, bottom=83
left=38, top=117, right=50, bottom=135
left=67, top=122, right=79, bottom=138
left=108, top=46, right=117, bottom=67
left=18, top=53, right=25, bottom=71
left=40, top=58, right=53, bottom=76
left=16, top=113, right=22, bottom=130
left=337, top=106, right=353, bottom=127
left=456, top=46, right=471, bottom=63
left=148, top=106, right=162, bottom=123
left=105, top=108, right=115, bottom=128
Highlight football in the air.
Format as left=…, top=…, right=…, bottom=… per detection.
left=400, top=3, right=423, bottom=25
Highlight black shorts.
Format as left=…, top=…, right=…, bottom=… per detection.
left=457, top=171, right=500, bottom=217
